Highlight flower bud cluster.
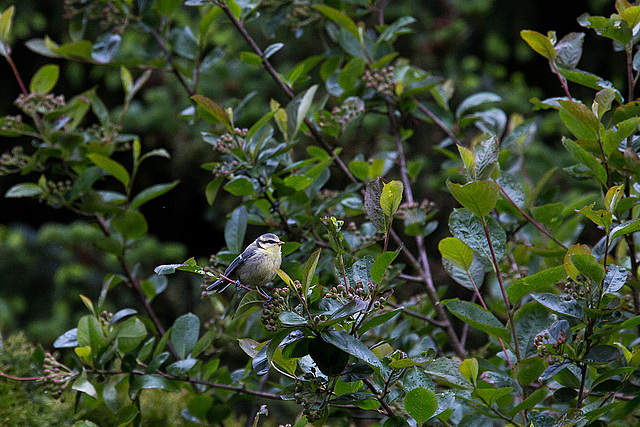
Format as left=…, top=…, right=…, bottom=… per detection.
left=63, top=0, right=126, bottom=31
left=1, top=115, right=23, bottom=133
left=100, top=310, right=114, bottom=330
left=0, top=146, right=30, bottom=176
left=261, top=287, right=291, bottom=331
left=42, top=352, right=73, bottom=398
left=318, top=97, right=365, bottom=131
left=15, top=93, right=65, bottom=114
left=40, top=180, right=73, bottom=204
left=363, top=66, right=395, bottom=96
left=211, top=161, right=239, bottom=178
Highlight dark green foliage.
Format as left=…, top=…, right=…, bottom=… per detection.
left=3, top=0, right=640, bottom=426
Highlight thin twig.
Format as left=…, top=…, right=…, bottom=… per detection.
left=497, top=183, right=568, bottom=250
left=145, top=26, right=195, bottom=97
left=362, top=378, right=395, bottom=417
left=416, top=103, right=462, bottom=146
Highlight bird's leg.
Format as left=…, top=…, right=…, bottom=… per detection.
left=256, top=287, right=272, bottom=301
left=234, top=279, right=253, bottom=292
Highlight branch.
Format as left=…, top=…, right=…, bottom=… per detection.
left=496, top=183, right=568, bottom=250
left=94, top=214, right=181, bottom=360
left=416, top=103, right=462, bottom=146
left=386, top=103, right=466, bottom=358
left=145, top=26, right=195, bottom=97
left=214, top=0, right=357, bottom=183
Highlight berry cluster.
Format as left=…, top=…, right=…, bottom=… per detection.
left=261, top=287, right=291, bottom=331
left=63, top=0, right=126, bottom=31
left=210, top=128, right=248, bottom=154
left=42, top=352, right=74, bottom=399
left=293, top=373, right=327, bottom=422
left=325, top=280, right=375, bottom=304
left=363, top=66, right=396, bottom=96
left=40, top=179, right=73, bottom=205
left=564, top=278, right=588, bottom=301
left=533, top=329, right=568, bottom=357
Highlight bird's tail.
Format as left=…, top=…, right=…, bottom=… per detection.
left=206, top=280, right=230, bottom=292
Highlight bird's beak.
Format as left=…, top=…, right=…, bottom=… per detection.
left=276, top=241, right=285, bottom=246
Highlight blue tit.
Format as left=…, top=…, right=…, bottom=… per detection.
left=206, top=233, right=285, bottom=292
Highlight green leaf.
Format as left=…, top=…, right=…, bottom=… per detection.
left=120, top=66, right=133, bottom=96
left=224, top=177, right=254, bottom=196
left=577, top=203, right=612, bottom=228
left=72, top=370, right=97, bottom=399
left=278, top=311, right=308, bottom=326
left=520, top=30, right=557, bottom=60
left=438, top=237, right=476, bottom=271
left=474, top=387, right=513, bottom=406
left=583, top=345, right=620, bottom=363
left=5, top=183, right=42, bottom=198
left=116, top=318, right=147, bottom=353
left=403, top=367, right=435, bottom=392
left=321, top=330, right=381, bottom=368
left=302, top=249, right=321, bottom=298
left=364, top=177, right=386, bottom=232
left=370, top=250, right=399, bottom=284
left=338, top=57, right=366, bottom=90
left=611, top=218, right=640, bottom=239
left=558, top=100, right=600, bottom=137
left=449, top=208, right=506, bottom=263
left=0, top=6, right=13, bottom=39
left=155, top=0, right=182, bottom=15
left=29, top=64, right=59, bottom=93
left=294, top=84, right=318, bottom=138
left=507, top=266, right=567, bottom=303
left=112, top=209, right=148, bottom=239
left=455, top=92, right=502, bottom=119
left=77, top=315, right=105, bottom=353
left=563, top=138, right=607, bottom=186
left=404, top=387, right=438, bottom=424
left=205, top=177, right=224, bottom=206
left=570, top=253, right=605, bottom=283
left=459, top=358, right=478, bottom=386
left=283, top=175, right=313, bottom=191
left=224, top=205, right=247, bottom=254
left=554, top=32, right=584, bottom=69
left=507, top=387, right=548, bottom=417
left=380, top=180, right=403, bottom=219
left=443, top=299, right=510, bottom=341
left=131, top=181, right=180, bottom=209
left=171, top=313, right=200, bottom=359
left=604, top=265, right=628, bottom=293
left=166, top=358, right=198, bottom=376
left=240, top=51, right=262, bottom=67
left=447, top=180, right=499, bottom=218
left=531, top=292, right=584, bottom=319
left=191, top=94, right=232, bottom=130
left=442, top=254, right=486, bottom=291
left=87, top=154, right=130, bottom=188
left=314, top=5, right=360, bottom=40
left=578, top=14, right=632, bottom=45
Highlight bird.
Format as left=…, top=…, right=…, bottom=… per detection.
left=206, top=233, right=285, bottom=293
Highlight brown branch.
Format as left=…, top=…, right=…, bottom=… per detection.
left=145, top=26, right=195, bottom=97
left=497, top=183, right=568, bottom=250
left=94, top=214, right=180, bottom=360
left=214, top=0, right=357, bottom=183
left=362, top=378, right=395, bottom=417
left=386, top=103, right=465, bottom=358
left=416, top=103, right=462, bottom=146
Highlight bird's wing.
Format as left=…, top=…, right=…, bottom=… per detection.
left=224, top=250, right=255, bottom=276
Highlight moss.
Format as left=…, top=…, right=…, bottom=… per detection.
left=0, top=333, right=75, bottom=426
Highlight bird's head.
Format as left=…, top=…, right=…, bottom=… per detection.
left=255, top=233, right=285, bottom=252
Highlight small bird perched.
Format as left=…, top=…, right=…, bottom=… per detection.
left=206, top=233, right=285, bottom=293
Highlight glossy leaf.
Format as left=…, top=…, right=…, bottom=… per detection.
left=29, top=64, right=59, bottom=93
left=521, top=30, right=556, bottom=60
left=224, top=205, right=247, bottom=254
left=404, top=387, right=438, bottom=424
left=447, top=180, right=499, bottom=218
left=507, top=266, right=567, bottom=303
left=380, top=180, right=403, bottom=219
left=531, top=293, right=584, bottom=319
left=314, top=5, right=360, bottom=40
left=87, top=154, right=130, bottom=188
left=321, top=330, right=381, bottom=368
left=191, top=94, right=232, bottom=130
left=443, top=299, right=510, bottom=341
left=171, top=313, right=200, bottom=359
